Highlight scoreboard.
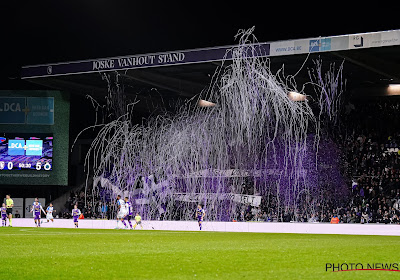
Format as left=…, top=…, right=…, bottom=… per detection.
left=0, top=133, right=53, bottom=171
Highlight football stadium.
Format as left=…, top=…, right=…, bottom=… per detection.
left=2, top=5, right=400, bottom=279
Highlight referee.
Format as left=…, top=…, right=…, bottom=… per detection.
left=5, top=194, right=13, bottom=227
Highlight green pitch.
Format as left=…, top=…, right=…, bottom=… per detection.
left=0, top=227, right=399, bottom=279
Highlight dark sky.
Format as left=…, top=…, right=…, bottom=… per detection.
left=3, top=3, right=399, bottom=81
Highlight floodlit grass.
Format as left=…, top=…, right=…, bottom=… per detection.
left=0, top=227, right=399, bottom=279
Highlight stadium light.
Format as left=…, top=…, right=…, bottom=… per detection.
left=288, top=91, right=307, bottom=101
left=198, top=99, right=216, bottom=107
left=387, top=84, right=400, bottom=95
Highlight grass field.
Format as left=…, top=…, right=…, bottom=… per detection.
left=0, top=227, right=399, bottom=279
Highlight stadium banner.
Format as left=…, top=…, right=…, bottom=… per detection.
left=186, top=168, right=307, bottom=178
left=269, top=39, right=308, bottom=56
left=348, top=29, right=400, bottom=49
left=270, top=30, right=400, bottom=56
left=270, top=35, right=350, bottom=56
left=26, top=97, right=55, bottom=125
left=21, top=43, right=270, bottom=79
left=0, top=97, right=54, bottom=125
left=0, top=97, right=26, bottom=124
left=21, top=29, right=400, bottom=79
left=134, top=193, right=262, bottom=206
left=173, top=193, right=262, bottom=207
left=10, top=218, right=400, bottom=235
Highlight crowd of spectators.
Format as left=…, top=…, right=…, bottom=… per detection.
left=60, top=186, right=116, bottom=220
left=239, top=98, right=400, bottom=224
left=334, top=99, right=400, bottom=224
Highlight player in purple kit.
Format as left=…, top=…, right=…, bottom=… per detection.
left=30, top=201, right=46, bottom=227
left=123, top=197, right=133, bottom=230
left=72, top=205, right=81, bottom=228
left=1, top=203, right=7, bottom=227
left=196, top=204, right=205, bottom=230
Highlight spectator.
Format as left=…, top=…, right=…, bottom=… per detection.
left=330, top=215, right=339, bottom=224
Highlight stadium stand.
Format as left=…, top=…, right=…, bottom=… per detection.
left=60, top=98, right=400, bottom=224
left=239, top=98, right=400, bottom=224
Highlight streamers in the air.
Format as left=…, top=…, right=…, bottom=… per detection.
left=309, top=58, right=345, bottom=126
left=80, top=28, right=347, bottom=222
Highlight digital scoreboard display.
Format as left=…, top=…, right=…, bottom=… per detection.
left=0, top=133, right=53, bottom=171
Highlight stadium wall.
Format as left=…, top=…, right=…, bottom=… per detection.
left=11, top=218, right=400, bottom=236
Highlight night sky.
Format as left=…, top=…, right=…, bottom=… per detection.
left=3, top=3, right=399, bottom=81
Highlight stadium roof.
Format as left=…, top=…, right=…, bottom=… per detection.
left=21, top=29, right=400, bottom=109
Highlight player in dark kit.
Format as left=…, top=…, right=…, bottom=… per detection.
left=1, top=203, right=7, bottom=226
left=30, top=201, right=46, bottom=227
left=72, top=205, right=81, bottom=228
left=123, top=197, right=133, bottom=230
left=196, top=204, right=206, bottom=230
